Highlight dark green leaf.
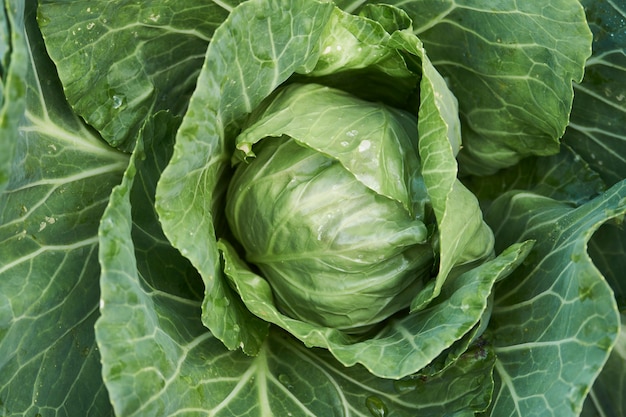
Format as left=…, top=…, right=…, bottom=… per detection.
left=466, top=145, right=607, bottom=211
left=580, top=314, right=626, bottom=417
left=486, top=180, right=626, bottom=416
left=565, top=0, right=626, bottom=187
left=0, top=1, right=126, bottom=415
left=588, top=220, right=626, bottom=310
left=379, top=0, right=592, bottom=174
left=38, top=0, right=238, bottom=150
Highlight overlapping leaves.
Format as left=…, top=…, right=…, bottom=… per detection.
left=0, top=0, right=624, bottom=416
left=368, top=0, right=592, bottom=175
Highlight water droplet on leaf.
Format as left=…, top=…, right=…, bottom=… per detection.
left=112, top=94, right=126, bottom=109
left=365, top=396, right=388, bottom=417
left=278, top=374, right=293, bottom=389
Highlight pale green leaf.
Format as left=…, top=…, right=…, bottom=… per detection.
left=221, top=237, right=531, bottom=379
left=234, top=82, right=423, bottom=216
left=156, top=0, right=335, bottom=352
left=386, top=31, right=494, bottom=310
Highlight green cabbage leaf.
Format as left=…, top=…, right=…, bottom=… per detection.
left=1, top=0, right=624, bottom=416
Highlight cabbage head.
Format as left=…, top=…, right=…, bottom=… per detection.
left=226, top=83, right=433, bottom=331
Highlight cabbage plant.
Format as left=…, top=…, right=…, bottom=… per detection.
left=1, top=0, right=625, bottom=416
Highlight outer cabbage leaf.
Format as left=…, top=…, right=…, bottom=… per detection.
left=37, top=0, right=239, bottom=150
left=562, top=5, right=626, bottom=411
left=156, top=0, right=335, bottom=353
left=0, top=0, right=20, bottom=193
left=370, top=0, right=592, bottom=175
left=465, top=145, right=607, bottom=210
left=467, top=133, right=626, bottom=415
left=581, top=313, right=626, bottom=417
left=588, top=221, right=626, bottom=309
left=565, top=0, right=626, bottom=187
left=96, top=112, right=263, bottom=416
left=0, top=0, right=127, bottom=415
left=484, top=178, right=625, bottom=417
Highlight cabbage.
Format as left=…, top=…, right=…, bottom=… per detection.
left=2, top=0, right=624, bottom=416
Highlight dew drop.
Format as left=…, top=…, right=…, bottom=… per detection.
left=365, top=396, right=388, bottom=417
left=38, top=15, right=51, bottom=26
left=112, top=94, right=126, bottom=109
left=358, top=140, right=371, bottom=152
left=278, top=373, right=294, bottom=389
left=232, top=324, right=240, bottom=333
